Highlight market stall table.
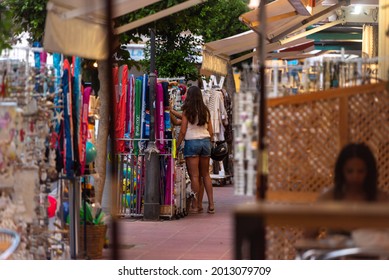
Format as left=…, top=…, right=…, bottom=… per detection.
left=234, top=202, right=389, bottom=259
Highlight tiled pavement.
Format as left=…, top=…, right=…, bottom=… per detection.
left=103, top=184, right=254, bottom=260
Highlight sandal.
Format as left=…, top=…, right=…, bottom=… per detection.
left=207, top=207, right=215, bottom=214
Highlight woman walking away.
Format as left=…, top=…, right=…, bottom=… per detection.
left=177, top=86, right=215, bottom=214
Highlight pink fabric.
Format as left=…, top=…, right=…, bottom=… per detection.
left=79, top=87, right=91, bottom=174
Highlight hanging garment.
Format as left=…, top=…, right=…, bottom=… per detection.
left=164, top=110, right=172, bottom=148
left=115, top=65, right=128, bottom=153
left=126, top=74, right=135, bottom=151
left=73, top=57, right=82, bottom=174
left=145, top=78, right=150, bottom=111
left=62, top=59, right=74, bottom=177
left=80, top=87, right=91, bottom=175
left=53, top=53, right=62, bottom=135
left=33, top=42, right=41, bottom=93
left=134, top=77, right=143, bottom=155
left=222, top=89, right=233, bottom=144
left=161, top=82, right=170, bottom=108
left=203, top=89, right=227, bottom=141
left=141, top=74, right=149, bottom=140
left=156, top=83, right=165, bottom=153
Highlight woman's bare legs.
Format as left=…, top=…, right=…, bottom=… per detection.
left=199, top=156, right=214, bottom=212
left=197, top=181, right=205, bottom=211
left=185, top=156, right=200, bottom=210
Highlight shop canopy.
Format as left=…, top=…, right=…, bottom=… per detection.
left=202, top=30, right=315, bottom=62
left=43, top=0, right=207, bottom=60
left=201, top=0, right=370, bottom=75
left=201, top=0, right=323, bottom=75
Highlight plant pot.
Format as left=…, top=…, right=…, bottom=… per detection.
left=79, top=224, right=107, bottom=259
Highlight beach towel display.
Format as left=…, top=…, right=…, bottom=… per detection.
left=114, top=76, right=190, bottom=219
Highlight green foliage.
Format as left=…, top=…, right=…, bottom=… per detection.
left=140, top=33, right=202, bottom=81
left=0, top=4, right=13, bottom=51
left=118, top=0, right=250, bottom=78
left=118, top=0, right=249, bottom=42
left=3, top=0, right=250, bottom=78
left=3, top=0, right=48, bottom=43
left=67, top=202, right=106, bottom=225
left=186, top=0, right=250, bottom=42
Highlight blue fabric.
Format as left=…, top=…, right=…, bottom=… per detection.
left=33, top=42, right=41, bottom=92
left=53, top=53, right=62, bottom=134
left=33, top=42, right=41, bottom=69
left=63, top=68, right=74, bottom=177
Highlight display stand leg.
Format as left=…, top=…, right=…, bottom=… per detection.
left=82, top=179, right=87, bottom=259
left=58, top=179, right=64, bottom=227
left=69, top=177, right=80, bottom=259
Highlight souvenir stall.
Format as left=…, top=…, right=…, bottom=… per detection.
left=0, top=49, right=63, bottom=259
left=114, top=71, right=191, bottom=220
left=0, top=46, right=106, bottom=260
left=200, top=74, right=233, bottom=186
left=164, top=78, right=192, bottom=217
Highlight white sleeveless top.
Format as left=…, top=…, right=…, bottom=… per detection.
left=185, top=117, right=210, bottom=140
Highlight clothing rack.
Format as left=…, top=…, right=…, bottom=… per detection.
left=201, top=75, right=225, bottom=90
left=157, top=77, right=186, bottom=82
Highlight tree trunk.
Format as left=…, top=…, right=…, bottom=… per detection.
left=95, top=60, right=109, bottom=204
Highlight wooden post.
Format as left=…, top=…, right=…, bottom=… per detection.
left=378, top=0, right=389, bottom=80
left=256, top=0, right=268, bottom=201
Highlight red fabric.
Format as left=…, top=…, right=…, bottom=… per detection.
left=114, top=65, right=128, bottom=153
left=47, top=195, right=57, bottom=218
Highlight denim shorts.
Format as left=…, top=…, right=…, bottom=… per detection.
left=184, top=138, right=211, bottom=158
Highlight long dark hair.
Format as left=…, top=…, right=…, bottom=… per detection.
left=182, top=86, right=210, bottom=126
left=333, top=143, right=378, bottom=201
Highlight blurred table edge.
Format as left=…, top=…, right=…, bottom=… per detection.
left=234, top=201, right=389, bottom=259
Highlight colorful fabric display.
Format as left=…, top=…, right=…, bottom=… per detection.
left=115, top=65, right=128, bottom=153
left=80, top=87, right=91, bottom=175
left=156, top=83, right=165, bottom=153
left=62, top=59, right=74, bottom=177
left=134, top=77, right=142, bottom=155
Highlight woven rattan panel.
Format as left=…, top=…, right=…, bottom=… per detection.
left=268, top=99, right=339, bottom=193
left=266, top=226, right=304, bottom=260
left=348, top=90, right=389, bottom=191
left=263, top=83, right=388, bottom=259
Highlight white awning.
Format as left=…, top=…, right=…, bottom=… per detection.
left=201, top=0, right=304, bottom=74
left=204, top=31, right=257, bottom=57
left=239, top=0, right=299, bottom=35
left=201, top=0, right=346, bottom=74
left=43, top=0, right=207, bottom=59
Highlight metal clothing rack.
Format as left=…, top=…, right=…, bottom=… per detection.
left=116, top=139, right=183, bottom=220
left=157, top=76, right=186, bottom=82
left=58, top=171, right=96, bottom=260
